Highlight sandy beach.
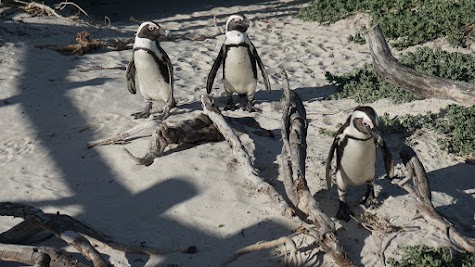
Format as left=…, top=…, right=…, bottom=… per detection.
left=0, top=0, right=473, bottom=266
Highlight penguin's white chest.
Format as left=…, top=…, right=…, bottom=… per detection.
left=339, top=139, right=376, bottom=185
left=134, top=50, right=171, bottom=103
left=223, top=46, right=256, bottom=95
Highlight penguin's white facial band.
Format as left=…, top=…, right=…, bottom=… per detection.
left=362, top=119, right=374, bottom=129
left=148, top=24, right=159, bottom=31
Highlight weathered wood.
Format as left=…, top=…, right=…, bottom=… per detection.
left=0, top=243, right=89, bottom=267
left=279, top=68, right=355, bottom=267
left=0, top=202, right=195, bottom=267
left=364, top=25, right=475, bottom=105
left=222, top=236, right=298, bottom=267
left=394, top=146, right=475, bottom=253
left=87, top=120, right=159, bottom=148
left=201, top=94, right=294, bottom=217
left=124, top=114, right=223, bottom=166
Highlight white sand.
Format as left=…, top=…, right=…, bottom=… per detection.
left=0, top=0, right=474, bottom=266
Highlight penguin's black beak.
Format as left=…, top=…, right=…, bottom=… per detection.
left=369, top=126, right=384, bottom=146
left=158, top=28, right=172, bottom=37
left=234, top=18, right=250, bottom=32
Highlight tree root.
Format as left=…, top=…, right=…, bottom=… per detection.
left=0, top=202, right=196, bottom=266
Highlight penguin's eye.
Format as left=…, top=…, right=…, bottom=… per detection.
left=148, top=24, right=159, bottom=31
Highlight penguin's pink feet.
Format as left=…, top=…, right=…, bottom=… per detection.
left=336, top=201, right=353, bottom=222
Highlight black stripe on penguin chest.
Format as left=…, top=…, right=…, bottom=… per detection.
left=134, top=47, right=170, bottom=84
left=222, top=43, right=257, bottom=80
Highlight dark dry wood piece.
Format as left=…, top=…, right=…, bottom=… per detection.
left=124, top=113, right=223, bottom=166
left=364, top=25, right=475, bottom=105
left=279, top=68, right=355, bottom=267
left=395, top=145, right=475, bottom=253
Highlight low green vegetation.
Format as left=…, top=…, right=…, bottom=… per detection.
left=326, top=47, right=475, bottom=104
left=379, top=104, right=475, bottom=156
left=388, top=245, right=475, bottom=267
left=298, top=0, right=475, bottom=48
left=325, top=64, right=423, bottom=103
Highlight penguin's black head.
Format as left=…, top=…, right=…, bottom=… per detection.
left=226, top=14, right=250, bottom=33
left=137, top=21, right=171, bottom=40
left=351, top=106, right=383, bottom=144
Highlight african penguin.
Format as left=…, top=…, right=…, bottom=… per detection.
left=206, top=14, right=271, bottom=112
left=126, top=21, right=176, bottom=119
left=325, top=106, right=394, bottom=222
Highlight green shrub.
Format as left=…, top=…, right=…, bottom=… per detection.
left=325, top=64, right=422, bottom=104
left=298, top=0, right=475, bottom=48
left=388, top=245, right=475, bottom=267
left=380, top=105, right=475, bottom=156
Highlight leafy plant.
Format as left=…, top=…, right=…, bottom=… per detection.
left=298, top=0, right=475, bottom=48
left=380, top=105, right=475, bottom=156
left=325, top=64, right=422, bottom=104
left=347, top=32, right=366, bottom=45
left=388, top=245, right=475, bottom=267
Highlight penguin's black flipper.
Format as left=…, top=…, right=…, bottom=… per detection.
left=379, top=139, right=394, bottom=178
left=126, top=57, right=136, bottom=94
left=206, top=46, right=225, bottom=94
left=252, top=45, right=271, bottom=94
left=158, top=45, right=176, bottom=109
left=325, top=137, right=339, bottom=190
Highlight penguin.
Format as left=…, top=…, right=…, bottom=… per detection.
left=125, top=21, right=176, bottom=119
left=325, top=106, right=394, bottom=222
left=206, top=14, right=271, bottom=112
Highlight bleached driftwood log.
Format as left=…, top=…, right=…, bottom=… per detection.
left=0, top=202, right=196, bottom=267
left=279, top=69, right=355, bottom=267
left=364, top=25, right=475, bottom=105
left=201, top=94, right=294, bottom=217
left=222, top=236, right=299, bottom=267
left=37, top=31, right=135, bottom=55
left=393, top=146, right=475, bottom=253
left=124, top=113, right=223, bottom=166
left=87, top=120, right=160, bottom=148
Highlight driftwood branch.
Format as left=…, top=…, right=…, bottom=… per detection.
left=0, top=202, right=196, bottom=267
left=124, top=113, right=223, bottom=166
left=364, top=25, right=475, bottom=105
left=37, top=31, right=135, bottom=55
left=87, top=120, right=159, bottom=148
left=279, top=69, right=355, bottom=267
left=222, top=236, right=299, bottom=267
left=201, top=94, right=294, bottom=217
left=393, top=146, right=475, bottom=253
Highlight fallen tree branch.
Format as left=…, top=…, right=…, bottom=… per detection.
left=87, top=120, right=159, bottom=148
left=0, top=202, right=196, bottom=266
left=14, top=0, right=64, bottom=18
left=279, top=68, right=355, bottom=267
left=222, top=236, right=299, bottom=267
left=201, top=94, right=294, bottom=217
left=56, top=1, right=88, bottom=17
left=393, top=146, right=475, bottom=253
left=37, top=31, right=135, bottom=55
left=0, top=243, right=88, bottom=267
left=364, top=25, right=475, bottom=105
left=124, top=113, right=223, bottom=166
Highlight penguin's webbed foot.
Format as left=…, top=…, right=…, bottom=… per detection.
left=224, top=103, right=237, bottom=111
left=131, top=111, right=151, bottom=119
left=244, top=102, right=256, bottom=112
left=336, top=201, right=353, bottom=222
left=360, top=192, right=378, bottom=208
